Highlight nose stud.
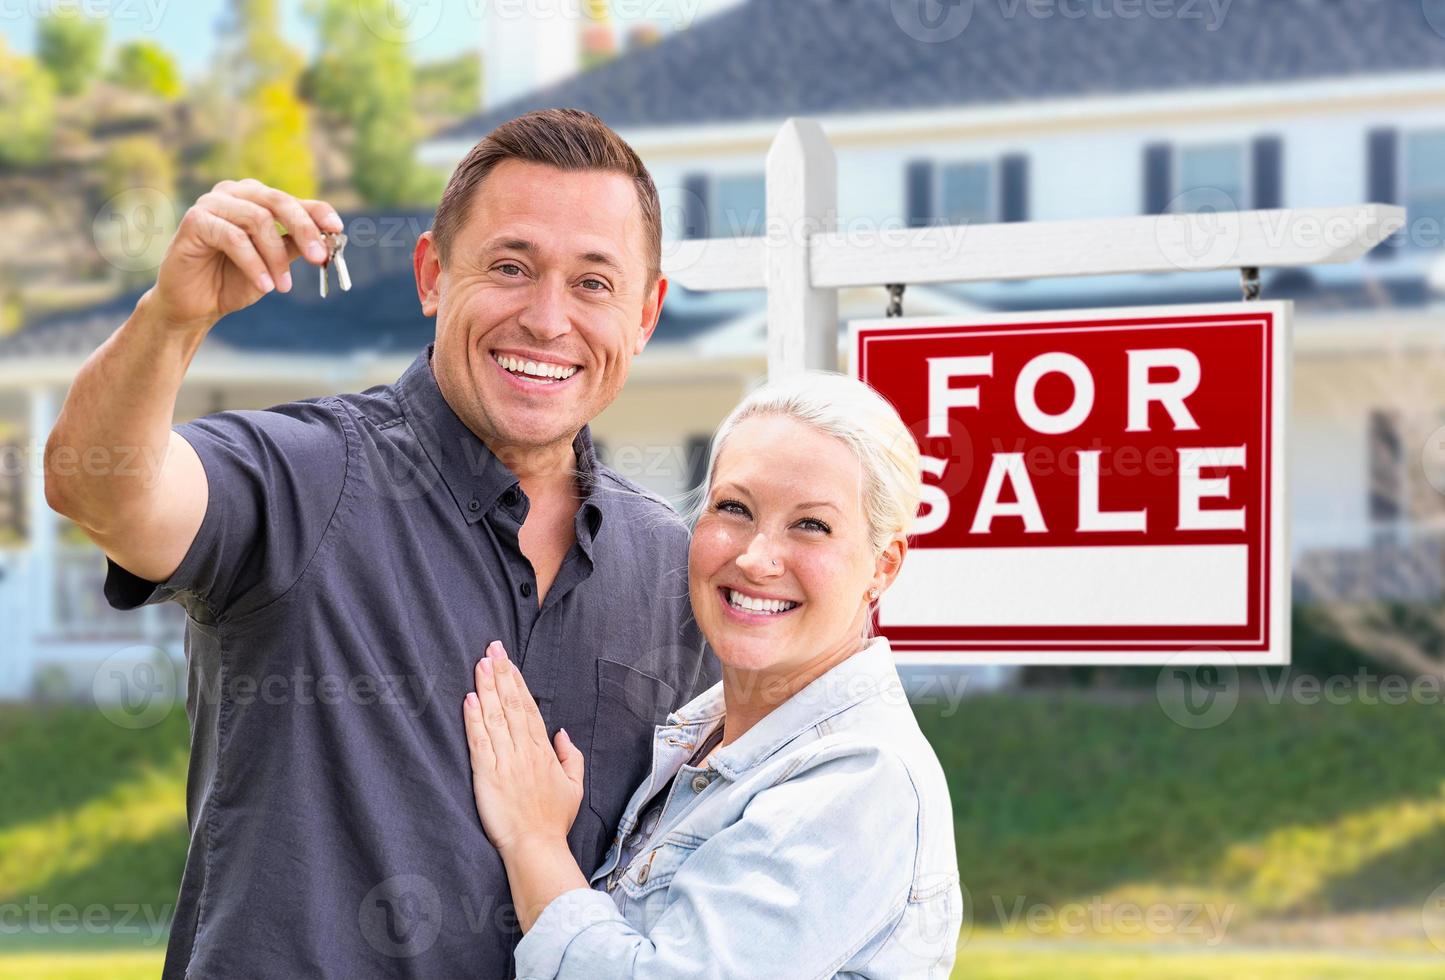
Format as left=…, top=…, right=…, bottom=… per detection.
left=771, top=559, right=780, bottom=568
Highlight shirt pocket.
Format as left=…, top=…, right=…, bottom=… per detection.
left=614, top=837, right=698, bottom=903
left=588, top=659, right=677, bottom=832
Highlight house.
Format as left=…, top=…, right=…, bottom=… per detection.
left=4, top=0, right=1445, bottom=697
left=425, top=0, right=1445, bottom=600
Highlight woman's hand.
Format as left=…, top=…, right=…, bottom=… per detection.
left=464, top=641, right=585, bottom=858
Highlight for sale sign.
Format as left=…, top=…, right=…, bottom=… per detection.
left=851, top=303, right=1290, bottom=665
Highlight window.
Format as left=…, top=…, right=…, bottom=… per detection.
left=1405, top=131, right=1445, bottom=250
left=1173, top=143, right=1247, bottom=213
left=711, top=173, right=766, bottom=238
left=939, top=161, right=994, bottom=225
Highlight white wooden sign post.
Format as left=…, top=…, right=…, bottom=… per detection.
left=662, top=118, right=1404, bottom=666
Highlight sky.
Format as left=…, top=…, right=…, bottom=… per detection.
left=0, top=0, right=743, bottom=78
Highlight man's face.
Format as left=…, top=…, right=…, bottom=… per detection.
left=416, top=159, right=665, bottom=459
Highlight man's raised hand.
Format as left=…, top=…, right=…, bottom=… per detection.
left=149, top=178, right=343, bottom=331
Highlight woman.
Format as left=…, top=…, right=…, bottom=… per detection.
left=462, top=372, right=962, bottom=977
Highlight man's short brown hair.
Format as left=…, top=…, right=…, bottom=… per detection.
left=430, top=108, right=663, bottom=281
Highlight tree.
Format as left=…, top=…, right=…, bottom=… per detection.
left=0, top=39, right=56, bottom=167
left=111, top=41, right=184, bottom=100
left=100, top=136, right=177, bottom=202
left=237, top=80, right=319, bottom=200
left=305, top=0, right=436, bottom=206
left=36, top=11, right=106, bottom=97
left=413, top=53, right=481, bottom=120
left=219, top=0, right=317, bottom=197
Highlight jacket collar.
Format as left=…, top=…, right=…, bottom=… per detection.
left=666, top=637, right=902, bottom=781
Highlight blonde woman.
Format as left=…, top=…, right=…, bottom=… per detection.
left=463, top=372, right=962, bottom=977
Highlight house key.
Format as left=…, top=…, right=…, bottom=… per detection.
left=319, top=231, right=351, bottom=298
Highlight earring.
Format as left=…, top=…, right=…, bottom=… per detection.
left=868, top=587, right=880, bottom=601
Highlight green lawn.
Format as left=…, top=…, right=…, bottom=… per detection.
left=913, top=678, right=1445, bottom=940
left=4, top=944, right=1442, bottom=979
left=951, top=943, right=1445, bottom=978
left=6, top=620, right=1445, bottom=970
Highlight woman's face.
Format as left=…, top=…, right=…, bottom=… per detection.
left=689, top=414, right=899, bottom=675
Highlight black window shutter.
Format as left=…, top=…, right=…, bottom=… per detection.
left=906, top=160, right=935, bottom=228
left=1143, top=143, right=1173, bottom=215
left=683, top=173, right=710, bottom=240
left=999, top=154, right=1029, bottom=223
left=1252, top=136, right=1283, bottom=209
left=1367, top=128, right=1400, bottom=260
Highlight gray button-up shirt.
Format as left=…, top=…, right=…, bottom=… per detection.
left=105, top=346, right=718, bottom=979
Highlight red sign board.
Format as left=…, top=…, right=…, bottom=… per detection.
left=852, top=303, right=1290, bottom=665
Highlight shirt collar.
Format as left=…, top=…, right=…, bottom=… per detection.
left=665, top=637, right=902, bottom=780
left=395, top=346, right=604, bottom=543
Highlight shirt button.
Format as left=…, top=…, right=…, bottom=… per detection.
left=502, top=488, right=520, bottom=507
left=467, top=498, right=480, bottom=513
left=520, top=582, right=533, bottom=598
left=636, top=862, right=650, bottom=885
left=691, top=773, right=711, bottom=794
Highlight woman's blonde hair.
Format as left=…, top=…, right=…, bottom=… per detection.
left=693, top=371, right=922, bottom=555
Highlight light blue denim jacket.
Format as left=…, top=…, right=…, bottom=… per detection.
left=514, top=637, right=962, bottom=978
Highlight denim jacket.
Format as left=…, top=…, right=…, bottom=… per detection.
left=514, top=637, right=962, bottom=979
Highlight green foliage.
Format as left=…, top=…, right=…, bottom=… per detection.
left=223, top=0, right=317, bottom=198
left=914, top=686, right=1445, bottom=933
left=36, top=12, right=106, bottom=97
left=305, top=0, right=436, bottom=206
left=0, top=40, right=57, bottom=167
left=237, top=79, right=318, bottom=198
left=110, top=41, right=183, bottom=100
left=100, top=136, right=177, bottom=202
left=413, top=53, right=482, bottom=119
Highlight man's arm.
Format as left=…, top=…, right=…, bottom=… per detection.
left=44, top=180, right=342, bottom=584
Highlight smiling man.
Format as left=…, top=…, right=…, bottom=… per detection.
left=44, top=109, right=718, bottom=979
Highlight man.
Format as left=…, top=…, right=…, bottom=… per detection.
left=44, top=109, right=718, bottom=978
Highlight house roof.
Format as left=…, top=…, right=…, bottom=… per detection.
left=0, top=210, right=741, bottom=362
left=438, top=0, right=1445, bottom=142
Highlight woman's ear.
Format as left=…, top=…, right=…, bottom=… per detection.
left=871, top=533, right=908, bottom=598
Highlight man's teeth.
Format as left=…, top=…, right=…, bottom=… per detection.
left=727, top=590, right=799, bottom=615
left=493, top=354, right=579, bottom=382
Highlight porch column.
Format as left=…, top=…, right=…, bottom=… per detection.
left=28, top=384, right=58, bottom=637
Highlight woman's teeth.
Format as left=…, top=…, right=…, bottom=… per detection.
left=727, top=589, right=799, bottom=615
left=493, top=353, right=579, bottom=383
